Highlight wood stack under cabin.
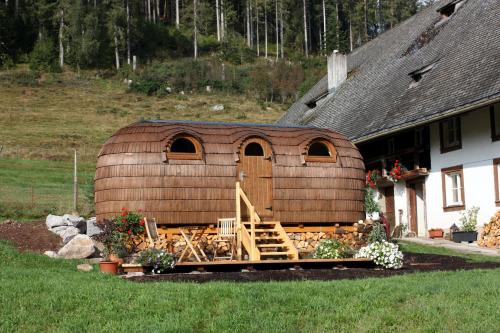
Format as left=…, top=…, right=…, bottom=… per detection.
left=478, top=211, right=500, bottom=248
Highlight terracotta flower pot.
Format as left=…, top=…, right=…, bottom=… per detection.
left=99, top=261, right=119, bottom=275
left=428, top=229, right=444, bottom=239
left=108, top=254, right=124, bottom=266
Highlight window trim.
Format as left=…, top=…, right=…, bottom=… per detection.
left=304, top=139, right=337, bottom=163
left=166, top=136, right=202, bottom=160
left=490, top=105, right=500, bottom=142
left=439, top=117, right=462, bottom=154
left=441, top=165, right=465, bottom=212
left=494, top=158, right=500, bottom=207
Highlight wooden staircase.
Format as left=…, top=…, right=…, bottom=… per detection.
left=236, top=182, right=298, bottom=261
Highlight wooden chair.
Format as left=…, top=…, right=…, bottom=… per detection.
left=213, top=218, right=236, bottom=261
left=144, top=217, right=159, bottom=249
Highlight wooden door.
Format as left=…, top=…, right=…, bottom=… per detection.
left=407, top=184, right=418, bottom=234
left=238, top=138, right=273, bottom=218
left=384, top=186, right=396, bottom=232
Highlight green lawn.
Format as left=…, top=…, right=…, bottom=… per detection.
left=398, top=241, right=500, bottom=263
left=0, top=241, right=499, bottom=333
left=0, top=158, right=95, bottom=220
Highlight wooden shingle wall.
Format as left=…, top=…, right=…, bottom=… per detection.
left=95, top=122, right=365, bottom=225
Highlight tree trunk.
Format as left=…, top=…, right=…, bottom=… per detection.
left=114, top=25, right=120, bottom=69
left=175, top=0, right=179, bottom=28
left=14, top=0, right=18, bottom=17
left=246, top=1, right=251, bottom=47
left=256, top=3, right=260, bottom=56
left=279, top=0, right=283, bottom=58
left=153, top=0, right=156, bottom=23
left=275, top=0, right=278, bottom=60
left=336, top=1, right=340, bottom=50
left=216, top=0, right=220, bottom=41
left=147, top=0, right=151, bottom=21
left=349, top=18, right=353, bottom=51
left=59, top=9, right=64, bottom=68
left=193, top=0, right=198, bottom=59
left=322, top=0, right=326, bottom=52
left=221, top=0, right=225, bottom=40
left=264, top=0, right=268, bottom=58
left=303, top=0, right=308, bottom=57
left=364, top=0, right=368, bottom=41
left=127, top=0, right=131, bottom=65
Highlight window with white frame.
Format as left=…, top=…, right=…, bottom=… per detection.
left=439, top=117, right=461, bottom=153
left=441, top=165, right=465, bottom=211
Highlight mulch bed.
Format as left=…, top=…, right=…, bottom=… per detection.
left=0, top=220, right=62, bottom=253
left=130, top=253, right=500, bottom=283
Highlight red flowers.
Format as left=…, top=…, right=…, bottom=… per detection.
left=128, top=230, right=132, bottom=235
left=113, top=208, right=146, bottom=238
left=366, top=169, right=381, bottom=189
left=388, top=160, right=403, bottom=182
left=139, top=219, right=145, bottom=226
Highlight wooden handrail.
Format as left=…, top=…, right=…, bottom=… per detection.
left=235, top=181, right=260, bottom=260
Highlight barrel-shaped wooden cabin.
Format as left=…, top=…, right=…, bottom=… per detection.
left=95, top=121, right=365, bottom=228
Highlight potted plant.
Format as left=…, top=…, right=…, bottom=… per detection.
left=428, top=228, right=444, bottom=238
left=137, top=248, right=175, bottom=274
left=92, top=219, right=121, bottom=275
left=452, top=207, right=479, bottom=243
left=365, top=188, right=381, bottom=221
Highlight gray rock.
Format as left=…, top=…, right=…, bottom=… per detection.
left=44, top=250, right=59, bottom=258
left=57, top=235, right=95, bottom=259
left=46, top=215, right=65, bottom=229
left=86, top=217, right=101, bottom=237
left=50, top=225, right=69, bottom=235
left=77, top=263, right=94, bottom=272
left=123, top=272, right=145, bottom=278
left=60, top=226, right=81, bottom=244
left=210, top=104, right=224, bottom=112
left=62, top=214, right=85, bottom=226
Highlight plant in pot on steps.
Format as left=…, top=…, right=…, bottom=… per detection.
left=365, top=188, right=381, bottom=221
left=92, top=219, right=123, bottom=274
left=452, top=206, right=480, bottom=243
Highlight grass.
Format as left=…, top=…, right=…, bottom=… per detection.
left=0, top=67, right=285, bottom=163
left=0, top=158, right=95, bottom=220
left=0, top=240, right=499, bottom=333
left=398, top=241, right=500, bottom=263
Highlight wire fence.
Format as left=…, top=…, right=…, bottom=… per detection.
left=0, top=145, right=101, bottom=163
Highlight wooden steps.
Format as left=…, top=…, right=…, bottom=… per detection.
left=260, top=252, right=289, bottom=256
left=257, top=243, right=286, bottom=248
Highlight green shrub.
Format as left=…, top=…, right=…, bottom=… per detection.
left=364, top=188, right=380, bottom=214
left=29, top=37, right=57, bottom=72
left=313, top=239, right=350, bottom=259
left=460, top=206, right=479, bottom=232
left=137, top=248, right=175, bottom=273
left=368, top=222, right=387, bottom=243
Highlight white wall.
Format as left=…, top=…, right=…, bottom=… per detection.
left=426, top=105, right=500, bottom=230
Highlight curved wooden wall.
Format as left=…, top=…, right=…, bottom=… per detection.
left=95, top=121, right=365, bottom=225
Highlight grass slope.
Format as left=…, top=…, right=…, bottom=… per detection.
left=0, top=158, right=95, bottom=220
left=0, top=241, right=499, bottom=333
left=0, top=68, right=285, bottom=163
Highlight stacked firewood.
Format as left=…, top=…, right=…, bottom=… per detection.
left=478, top=211, right=500, bottom=248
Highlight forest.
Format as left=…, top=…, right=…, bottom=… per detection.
left=0, top=0, right=434, bottom=102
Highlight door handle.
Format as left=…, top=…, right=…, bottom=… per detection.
left=265, top=206, right=273, bottom=211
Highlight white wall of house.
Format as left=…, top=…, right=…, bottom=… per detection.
left=426, top=105, right=500, bottom=230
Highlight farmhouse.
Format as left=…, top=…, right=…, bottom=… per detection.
left=95, top=120, right=365, bottom=260
left=279, top=0, right=500, bottom=236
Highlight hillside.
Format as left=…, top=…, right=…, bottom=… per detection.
left=0, top=67, right=287, bottom=163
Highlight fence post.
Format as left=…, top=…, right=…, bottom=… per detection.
left=73, top=149, right=78, bottom=212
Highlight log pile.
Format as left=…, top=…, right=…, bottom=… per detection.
left=478, top=211, right=500, bottom=248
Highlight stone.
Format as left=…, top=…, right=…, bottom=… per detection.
left=77, top=263, right=94, bottom=272
left=210, top=104, right=224, bottom=112
left=60, top=226, right=81, bottom=244
left=63, top=214, right=85, bottom=226
left=50, top=225, right=69, bottom=235
left=86, top=217, right=101, bottom=237
left=46, top=214, right=65, bottom=228
left=44, top=250, right=59, bottom=258
left=57, top=235, right=95, bottom=259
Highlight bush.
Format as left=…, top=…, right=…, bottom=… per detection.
left=137, top=248, right=175, bottom=273
left=368, top=222, right=387, bottom=243
left=355, top=241, right=404, bottom=269
left=364, top=188, right=380, bottom=214
left=459, top=206, right=479, bottom=232
left=29, top=37, right=57, bottom=72
left=313, top=239, right=350, bottom=259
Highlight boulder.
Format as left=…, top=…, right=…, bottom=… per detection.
left=210, top=104, right=224, bottom=112
left=57, top=235, right=95, bottom=259
left=77, top=263, right=94, bottom=272
left=44, top=250, right=59, bottom=258
left=46, top=215, right=66, bottom=229
left=62, top=214, right=86, bottom=230
left=60, top=226, right=81, bottom=244
left=50, top=225, right=69, bottom=235
left=86, top=217, right=101, bottom=237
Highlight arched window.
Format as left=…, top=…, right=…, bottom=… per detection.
left=305, top=139, right=337, bottom=163
left=244, top=142, right=264, bottom=156
left=167, top=136, right=202, bottom=160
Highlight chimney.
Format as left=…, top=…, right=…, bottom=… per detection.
left=327, top=50, right=347, bottom=92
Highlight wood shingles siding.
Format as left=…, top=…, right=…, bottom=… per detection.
left=95, top=121, right=365, bottom=225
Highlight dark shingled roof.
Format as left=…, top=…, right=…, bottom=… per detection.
left=278, top=0, right=500, bottom=142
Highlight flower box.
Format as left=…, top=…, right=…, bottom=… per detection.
left=428, top=229, right=444, bottom=239
left=452, top=231, right=478, bottom=243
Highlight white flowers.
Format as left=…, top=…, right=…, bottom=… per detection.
left=355, top=241, right=404, bottom=269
